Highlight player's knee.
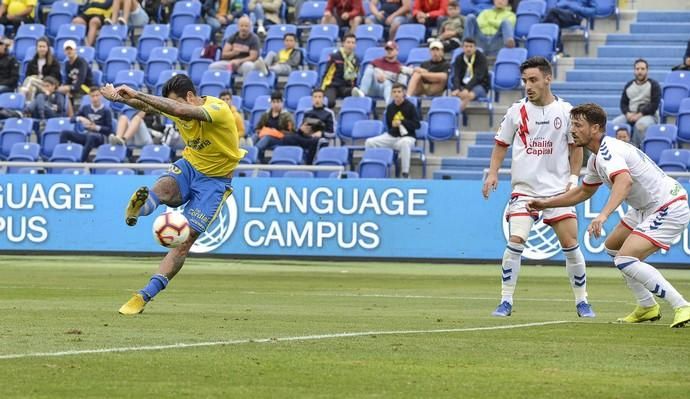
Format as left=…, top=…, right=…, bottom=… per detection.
left=152, top=177, right=180, bottom=204
left=613, top=255, right=638, bottom=274
left=604, top=246, right=618, bottom=258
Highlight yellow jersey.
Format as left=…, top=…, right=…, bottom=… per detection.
left=164, top=96, right=246, bottom=177
left=5, top=0, right=36, bottom=19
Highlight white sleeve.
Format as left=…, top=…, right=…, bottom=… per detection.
left=582, top=155, right=603, bottom=186
left=598, top=141, right=630, bottom=182
left=495, top=104, right=516, bottom=147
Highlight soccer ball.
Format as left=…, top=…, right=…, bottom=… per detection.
left=152, top=212, right=190, bottom=248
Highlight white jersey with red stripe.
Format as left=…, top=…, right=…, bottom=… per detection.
left=495, top=97, right=574, bottom=197
left=582, top=136, right=687, bottom=212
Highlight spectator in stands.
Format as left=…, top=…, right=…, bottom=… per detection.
left=412, top=0, right=447, bottom=30
left=24, top=76, right=67, bottom=120
left=58, top=40, right=94, bottom=104
left=107, top=0, right=149, bottom=27
left=435, top=0, right=464, bottom=53
left=209, top=16, right=260, bottom=76
left=451, top=38, right=489, bottom=111
left=60, top=87, right=113, bottom=161
left=219, top=89, right=249, bottom=145
left=72, top=0, right=115, bottom=47
left=543, top=0, right=596, bottom=55
left=248, top=0, right=283, bottom=37
left=254, top=33, right=302, bottom=77
left=108, top=105, right=152, bottom=147
left=322, top=0, right=364, bottom=35
left=406, top=40, right=449, bottom=97
left=0, top=35, right=19, bottom=94
left=0, top=0, right=35, bottom=34
left=365, top=83, right=420, bottom=178
left=254, top=91, right=294, bottom=163
left=352, top=40, right=403, bottom=104
left=286, top=88, right=335, bottom=164
left=365, top=0, right=411, bottom=41
left=615, top=126, right=631, bottom=143
left=203, top=0, right=231, bottom=35
left=672, top=40, right=690, bottom=71
left=463, top=0, right=515, bottom=56
left=610, top=59, right=661, bottom=148
left=20, top=37, right=62, bottom=101
left=321, top=33, right=359, bottom=106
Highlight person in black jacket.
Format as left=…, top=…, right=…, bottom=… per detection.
left=60, top=87, right=113, bottom=161
left=58, top=40, right=94, bottom=104
left=364, top=83, right=420, bottom=178
left=284, top=89, right=336, bottom=164
left=451, top=38, right=489, bottom=111
left=0, top=36, right=19, bottom=94
left=321, top=34, right=359, bottom=107
left=609, top=58, right=661, bottom=148
left=672, top=40, right=690, bottom=71
left=20, top=37, right=62, bottom=101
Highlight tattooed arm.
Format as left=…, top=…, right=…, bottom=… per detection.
left=100, top=84, right=159, bottom=115
left=116, top=85, right=210, bottom=122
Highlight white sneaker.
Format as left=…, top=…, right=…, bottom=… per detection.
left=351, top=87, right=365, bottom=97
left=109, top=134, right=126, bottom=146
left=254, top=58, right=269, bottom=75
left=257, top=25, right=266, bottom=37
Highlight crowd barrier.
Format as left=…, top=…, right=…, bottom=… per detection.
left=1, top=175, right=689, bottom=265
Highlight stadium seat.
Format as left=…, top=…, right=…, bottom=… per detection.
left=294, top=95, right=316, bottom=128
left=262, top=24, right=298, bottom=57
left=248, top=95, right=272, bottom=132
left=317, top=46, right=336, bottom=83
left=676, top=98, right=690, bottom=144
left=199, top=70, right=232, bottom=97
left=413, top=121, right=429, bottom=178
left=329, top=170, right=359, bottom=179
left=357, top=46, right=386, bottom=84
left=314, top=146, right=349, bottom=178
left=337, top=96, right=374, bottom=144
left=405, top=47, right=431, bottom=67
left=91, top=69, right=103, bottom=86
left=13, top=24, right=45, bottom=62
left=660, top=71, right=690, bottom=122
left=103, top=47, right=137, bottom=84
left=642, top=124, right=678, bottom=164
left=60, top=168, right=89, bottom=175
left=240, top=145, right=258, bottom=164
left=605, top=122, right=631, bottom=137
left=284, top=71, right=318, bottom=111
left=269, top=146, right=304, bottom=177
left=427, top=97, right=462, bottom=153
left=113, top=70, right=145, bottom=90
left=77, top=46, right=95, bottom=65
left=95, top=24, right=128, bottom=66
left=137, top=24, right=170, bottom=65
left=526, top=23, right=558, bottom=64
left=179, top=24, right=212, bottom=65
left=358, top=148, right=394, bottom=178
left=306, top=24, right=339, bottom=65
left=657, top=149, right=690, bottom=172
left=241, top=71, right=276, bottom=112
left=233, top=95, right=243, bottom=111
left=298, top=1, right=327, bottom=24
left=137, top=144, right=172, bottom=164
left=55, top=24, right=86, bottom=62
left=170, top=0, right=203, bottom=42
left=154, top=70, right=188, bottom=96
left=187, top=51, right=212, bottom=86
left=93, top=144, right=127, bottom=165
left=394, top=24, right=426, bottom=63
left=49, top=143, right=83, bottom=173
left=355, top=24, right=383, bottom=60
left=46, top=1, right=80, bottom=40
left=514, top=0, right=547, bottom=42
left=15, top=167, right=43, bottom=174
left=283, top=170, right=314, bottom=178
left=222, top=23, right=239, bottom=44
left=6, top=142, right=39, bottom=173
left=144, top=47, right=178, bottom=90
left=352, top=119, right=384, bottom=141
left=2, top=117, right=33, bottom=135
left=0, top=94, right=26, bottom=112
left=41, top=117, right=73, bottom=159
left=492, top=48, right=528, bottom=101
left=592, top=0, right=620, bottom=31
left=105, top=168, right=136, bottom=175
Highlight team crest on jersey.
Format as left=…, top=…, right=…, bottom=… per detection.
left=168, top=164, right=182, bottom=174
left=210, top=104, right=221, bottom=110
left=554, top=117, right=562, bottom=129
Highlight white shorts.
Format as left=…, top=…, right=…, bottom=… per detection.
left=505, top=194, right=576, bottom=225
left=621, top=195, right=690, bottom=250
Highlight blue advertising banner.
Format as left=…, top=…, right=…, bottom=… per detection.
left=0, top=175, right=689, bottom=264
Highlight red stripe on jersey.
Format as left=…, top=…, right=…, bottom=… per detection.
left=609, top=169, right=630, bottom=182
left=495, top=138, right=510, bottom=147
left=582, top=181, right=603, bottom=187
left=518, top=104, right=529, bottom=146
left=631, top=231, right=670, bottom=250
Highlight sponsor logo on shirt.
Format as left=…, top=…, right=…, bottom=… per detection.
left=526, top=138, right=553, bottom=155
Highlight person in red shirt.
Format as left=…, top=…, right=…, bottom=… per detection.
left=322, top=0, right=364, bottom=34
left=413, top=0, right=448, bottom=28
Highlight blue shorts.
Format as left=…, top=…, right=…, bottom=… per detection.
left=161, top=158, right=233, bottom=233
left=471, top=85, right=487, bottom=99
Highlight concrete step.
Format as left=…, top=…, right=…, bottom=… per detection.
left=561, top=94, right=621, bottom=108
left=574, top=57, right=680, bottom=69
left=468, top=144, right=512, bottom=158
left=566, top=69, right=669, bottom=82
left=441, top=157, right=510, bottom=171
left=597, top=45, right=686, bottom=58
left=636, top=11, right=690, bottom=22
left=552, top=81, right=625, bottom=92
left=606, top=33, right=690, bottom=45
left=630, top=23, right=690, bottom=34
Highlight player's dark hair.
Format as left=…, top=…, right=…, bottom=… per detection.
left=162, top=74, right=196, bottom=99
left=634, top=58, right=648, bottom=68
left=570, top=103, right=607, bottom=132
left=392, top=82, right=406, bottom=91
left=520, top=56, right=552, bottom=76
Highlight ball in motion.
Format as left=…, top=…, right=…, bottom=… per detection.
left=152, top=212, right=190, bottom=248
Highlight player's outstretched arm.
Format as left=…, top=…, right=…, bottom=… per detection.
left=116, top=85, right=210, bottom=122
left=528, top=183, right=598, bottom=211
left=588, top=171, right=632, bottom=238
left=482, top=144, right=508, bottom=199
left=100, top=84, right=159, bottom=115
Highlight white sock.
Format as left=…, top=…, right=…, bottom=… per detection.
left=500, top=243, right=523, bottom=305
left=605, top=247, right=656, bottom=307
left=563, top=245, right=587, bottom=304
left=614, top=256, right=689, bottom=309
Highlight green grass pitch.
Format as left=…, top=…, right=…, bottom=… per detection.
left=1, top=255, right=689, bottom=398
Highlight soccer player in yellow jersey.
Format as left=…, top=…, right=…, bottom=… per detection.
left=100, top=75, right=246, bottom=315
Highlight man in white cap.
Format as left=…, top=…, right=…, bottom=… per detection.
left=406, top=40, right=449, bottom=97
left=58, top=40, right=94, bottom=103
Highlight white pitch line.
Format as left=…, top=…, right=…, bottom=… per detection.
left=0, top=320, right=570, bottom=361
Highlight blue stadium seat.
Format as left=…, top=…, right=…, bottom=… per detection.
left=0, top=93, right=26, bottom=112
left=91, top=69, right=103, bottom=86
left=179, top=24, right=212, bottom=65
left=248, top=95, right=271, bottom=132
left=187, top=51, right=212, bottom=86
left=154, top=70, right=188, bottom=96
left=170, top=1, right=202, bottom=42
left=352, top=119, right=384, bottom=141
left=145, top=47, right=178, bottom=90
left=284, top=70, right=318, bottom=111
left=359, top=148, right=394, bottom=178
left=606, top=122, right=631, bottom=137
left=241, top=71, right=276, bottom=112
left=298, top=1, right=327, bottom=24
left=3, top=117, right=34, bottom=135
left=412, top=121, right=429, bottom=178
left=233, top=95, right=243, bottom=111
left=643, top=124, right=678, bottom=163
left=13, top=24, right=45, bottom=62
left=492, top=48, right=528, bottom=101
left=337, top=96, right=374, bottom=144
left=355, top=24, right=383, bottom=60
left=330, top=170, right=360, bottom=178
left=357, top=46, right=386, bottom=84
left=394, top=24, right=426, bottom=63
left=283, top=170, right=314, bottom=178
left=660, top=71, right=690, bottom=122
left=105, top=168, right=136, bottom=175
left=240, top=145, right=258, bottom=164
left=657, top=149, right=690, bottom=172
left=262, top=24, right=298, bottom=57
left=269, top=146, right=304, bottom=177
left=222, top=23, right=239, bottom=44
left=95, top=24, right=128, bottom=66
left=61, top=168, right=89, bottom=175
left=314, top=147, right=349, bottom=178
left=93, top=144, right=127, bottom=174
left=41, top=117, right=73, bottom=159
left=137, top=144, right=172, bottom=164
left=677, top=98, right=690, bottom=144
left=592, top=0, right=620, bottom=31
left=6, top=142, right=40, bottom=173
left=1, top=119, right=33, bottom=160
left=19, top=45, right=36, bottom=81
left=294, top=95, right=315, bottom=128
left=113, top=70, right=145, bottom=90
left=55, top=24, right=86, bottom=62
left=317, top=46, right=336, bottom=83
left=526, top=23, right=558, bottom=63
left=77, top=46, right=95, bottom=65
left=46, top=1, right=79, bottom=40
left=137, top=24, right=170, bottom=64
left=49, top=143, right=83, bottom=173
left=515, top=0, right=546, bottom=41
left=199, top=70, right=232, bottom=97
left=15, top=167, right=43, bottom=174
left=306, top=24, right=339, bottom=65
left=405, top=47, right=431, bottom=67
left=103, top=46, right=137, bottom=83
left=427, top=97, right=461, bottom=153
